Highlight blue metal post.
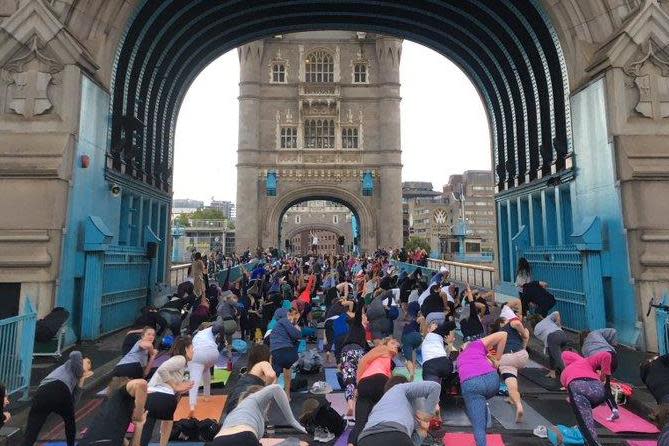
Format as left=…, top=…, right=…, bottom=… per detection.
left=540, top=190, right=549, bottom=245
left=555, top=187, right=563, bottom=246
left=81, top=216, right=112, bottom=340
left=20, top=300, right=37, bottom=400
left=506, top=199, right=514, bottom=280
left=528, top=194, right=535, bottom=247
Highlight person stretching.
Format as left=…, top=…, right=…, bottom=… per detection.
left=561, top=351, right=616, bottom=446
left=581, top=328, right=619, bottom=417
left=113, top=326, right=157, bottom=379
left=223, top=344, right=277, bottom=416
left=339, top=300, right=369, bottom=417
left=533, top=311, right=575, bottom=379
left=188, top=322, right=225, bottom=418
left=217, top=290, right=240, bottom=368
left=269, top=307, right=302, bottom=397
left=421, top=320, right=457, bottom=405
left=492, top=314, right=529, bottom=423
left=350, top=337, right=400, bottom=446
left=23, top=352, right=93, bottom=446
left=78, top=377, right=148, bottom=446
left=357, top=380, right=441, bottom=446
left=457, top=332, right=508, bottom=446
left=140, top=336, right=194, bottom=446
left=212, top=384, right=307, bottom=445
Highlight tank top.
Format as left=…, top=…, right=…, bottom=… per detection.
left=503, top=321, right=524, bottom=353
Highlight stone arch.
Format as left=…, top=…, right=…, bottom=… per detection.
left=284, top=224, right=346, bottom=242
left=264, top=185, right=376, bottom=253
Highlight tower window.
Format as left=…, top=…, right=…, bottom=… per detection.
left=304, top=119, right=335, bottom=148
left=280, top=127, right=297, bottom=148
left=353, top=63, right=367, bottom=83
left=305, top=50, right=334, bottom=83
left=272, top=63, right=286, bottom=83
left=342, top=127, right=359, bottom=149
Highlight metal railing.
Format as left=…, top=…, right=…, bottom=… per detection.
left=169, top=263, right=190, bottom=287
left=427, top=258, right=497, bottom=289
left=0, top=299, right=37, bottom=399
left=392, top=259, right=497, bottom=290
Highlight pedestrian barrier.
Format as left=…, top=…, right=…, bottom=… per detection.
left=0, top=299, right=36, bottom=398
left=392, top=259, right=496, bottom=291
left=169, top=263, right=190, bottom=287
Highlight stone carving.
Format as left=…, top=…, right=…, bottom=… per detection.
left=347, top=108, right=353, bottom=123
left=3, top=36, right=63, bottom=118
left=624, top=41, right=669, bottom=120
left=286, top=109, right=293, bottom=123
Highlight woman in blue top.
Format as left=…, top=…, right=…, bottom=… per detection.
left=269, top=307, right=301, bottom=397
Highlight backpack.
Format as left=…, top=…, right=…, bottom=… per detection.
left=197, top=419, right=220, bottom=441
left=301, top=401, right=347, bottom=436
left=297, top=349, right=322, bottom=374
left=170, top=418, right=199, bottom=441
left=35, top=307, right=69, bottom=342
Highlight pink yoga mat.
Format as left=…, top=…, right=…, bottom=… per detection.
left=443, top=433, right=505, bottom=446
left=627, top=441, right=657, bottom=446
left=593, top=406, right=659, bottom=434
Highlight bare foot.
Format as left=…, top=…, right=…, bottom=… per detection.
left=545, top=370, right=556, bottom=379
left=505, top=397, right=513, bottom=405
left=515, top=405, right=524, bottom=423
left=188, top=410, right=195, bottom=419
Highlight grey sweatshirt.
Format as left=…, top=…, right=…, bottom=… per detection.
left=582, top=328, right=617, bottom=357
left=533, top=311, right=561, bottom=346
left=220, top=384, right=306, bottom=438
left=41, top=351, right=84, bottom=395
left=359, top=381, right=441, bottom=445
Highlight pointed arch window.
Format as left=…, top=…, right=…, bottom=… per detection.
left=304, top=119, right=335, bottom=148
left=272, top=63, right=286, bottom=83
left=342, top=127, right=359, bottom=149
left=353, top=63, right=367, bottom=83
left=305, top=50, right=334, bottom=83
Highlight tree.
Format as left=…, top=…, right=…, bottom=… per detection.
left=173, top=213, right=190, bottom=227
left=189, top=207, right=227, bottom=220
left=227, top=220, right=235, bottom=230
left=405, top=236, right=431, bottom=252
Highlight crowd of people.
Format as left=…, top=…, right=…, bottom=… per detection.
left=4, top=250, right=668, bottom=446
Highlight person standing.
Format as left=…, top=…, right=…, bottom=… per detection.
left=457, top=332, right=507, bottom=446
left=269, top=307, right=302, bottom=397
left=140, top=337, right=195, bottom=446
left=23, top=352, right=93, bottom=446
left=191, top=252, right=206, bottom=298
left=217, top=290, right=240, bottom=368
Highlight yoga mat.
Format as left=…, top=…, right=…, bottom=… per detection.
left=519, top=367, right=563, bottom=391
left=488, top=396, right=551, bottom=431
left=334, top=427, right=352, bottom=446
left=212, top=367, right=232, bottom=385
left=441, top=401, right=492, bottom=428
left=260, top=439, right=305, bottom=446
left=326, top=392, right=349, bottom=415
left=593, top=405, right=659, bottom=434
left=325, top=367, right=343, bottom=391
left=627, top=441, right=657, bottom=446
left=216, top=352, right=241, bottom=368
left=173, top=394, right=227, bottom=421
left=443, top=433, right=505, bottom=446
left=277, top=370, right=297, bottom=387
left=525, top=359, right=545, bottom=368
left=152, top=352, right=171, bottom=368
left=392, top=366, right=423, bottom=381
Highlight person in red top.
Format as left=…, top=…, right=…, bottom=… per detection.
left=560, top=351, right=615, bottom=446
left=297, top=273, right=316, bottom=304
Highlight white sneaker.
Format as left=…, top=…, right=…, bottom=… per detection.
left=533, top=425, right=548, bottom=438
left=314, top=427, right=335, bottom=443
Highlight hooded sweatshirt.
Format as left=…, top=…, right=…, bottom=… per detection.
left=41, top=351, right=84, bottom=395
left=560, top=351, right=612, bottom=388
left=269, top=308, right=301, bottom=352
left=581, top=328, right=617, bottom=358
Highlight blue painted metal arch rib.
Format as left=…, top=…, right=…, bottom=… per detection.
left=109, top=0, right=572, bottom=195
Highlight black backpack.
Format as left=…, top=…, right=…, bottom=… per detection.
left=35, top=307, right=69, bottom=342
left=170, top=418, right=199, bottom=441
left=301, top=400, right=346, bottom=436
left=197, top=418, right=220, bottom=441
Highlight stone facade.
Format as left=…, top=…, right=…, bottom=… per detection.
left=0, top=1, right=667, bottom=352
left=280, top=200, right=354, bottom=254
left=234, top=32, right=403, bottom=254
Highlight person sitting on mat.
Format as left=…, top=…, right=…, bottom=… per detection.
left=224, top=344, right=277, bottom=416
left=140, top=336, right=194, bottom=446
left=457, top=331, right=508, bottom=446
left=269, top=307, right=302, bottom=398
left=22, top=351, right=94, bottom=446
left=580, top=328, right=620, bottom=418
left=212, top=384, right=307, bottom=446
left=492, top=310, right=530, bottom=423
left=357, top=379, right=441, bottom=446
left=113, top=326, right=158, bottom=379
left=78, top=377, right=148, bottom=446
left=560, top=350, right=617, bottom=446
left=533, top=311, right=577, bottom=379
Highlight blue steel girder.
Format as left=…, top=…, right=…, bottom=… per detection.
left=145, top=7, right=515, bottom=186
left=110, top=0, right=572, bottom=194
left=151, top=8, right=520, bottom=186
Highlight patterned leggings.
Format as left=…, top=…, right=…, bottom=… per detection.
left=340, top=346, right=365, bottom=401
left=568, top=378, right=606, bottom=446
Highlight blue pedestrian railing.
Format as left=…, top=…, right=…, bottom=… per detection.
left=653, top=292, right=669, bottom=355
left=0, top=299, right=37, bottom=399
left=215, top=260, right=260, bottom=284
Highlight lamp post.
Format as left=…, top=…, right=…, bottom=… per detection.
left=171, top=224, right=186, bottom=262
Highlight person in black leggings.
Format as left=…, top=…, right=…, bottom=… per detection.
left=23, top=352, right=93, bottom=446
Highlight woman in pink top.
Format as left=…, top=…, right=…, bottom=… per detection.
left=560, top=351, right=614, bottom=446
left=349, top=338, right=400, bottom=446
left=456, top=332, right=507, bottom=446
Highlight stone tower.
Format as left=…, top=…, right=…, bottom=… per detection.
left=235, top=31, right=404, bottom=253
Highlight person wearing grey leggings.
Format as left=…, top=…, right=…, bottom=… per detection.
left=456, top=332, right=508, bottom=446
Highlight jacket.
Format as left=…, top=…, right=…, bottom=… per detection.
left=269, top=308, right=301, bottom=352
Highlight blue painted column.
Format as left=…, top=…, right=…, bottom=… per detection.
left=572, top=216, right=606, bottom=330
left=554, top=187, right=563, bottom=246
left=506, top=199, right=514, bottom=279
left=540, top=190, right=549, bottom=245
left=528, top=194, right=535, bottom=247
left=81, top=216, right=112, bottom=340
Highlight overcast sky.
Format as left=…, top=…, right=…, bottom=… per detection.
left=173, top=40, right=491, bottom=204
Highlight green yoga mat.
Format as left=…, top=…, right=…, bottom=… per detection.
left=392, top=366, right=423, bottom=381
left=212, top=368, right=231, bottom=385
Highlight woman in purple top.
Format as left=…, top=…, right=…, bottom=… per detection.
left=456, top=332, right=507, bottom=446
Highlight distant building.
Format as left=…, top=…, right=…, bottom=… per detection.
left=401, top=171, right=496, bottom=262
left=281, top=200, right=354, bottom=255
left=182, top=220, right=235, bottom=257
left=209, top=200, right=236, bottom=220
left=172, top=198, right=204, bottom=216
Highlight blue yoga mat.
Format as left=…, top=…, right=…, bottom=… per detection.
left=325, top=367, right=343, bottom=391
left=277, top=370, right=297, bottom=387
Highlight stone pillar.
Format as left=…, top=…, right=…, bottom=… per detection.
left=375, top=37, right=403, bottom=249
left=236, top=41, right=264, bottom=252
